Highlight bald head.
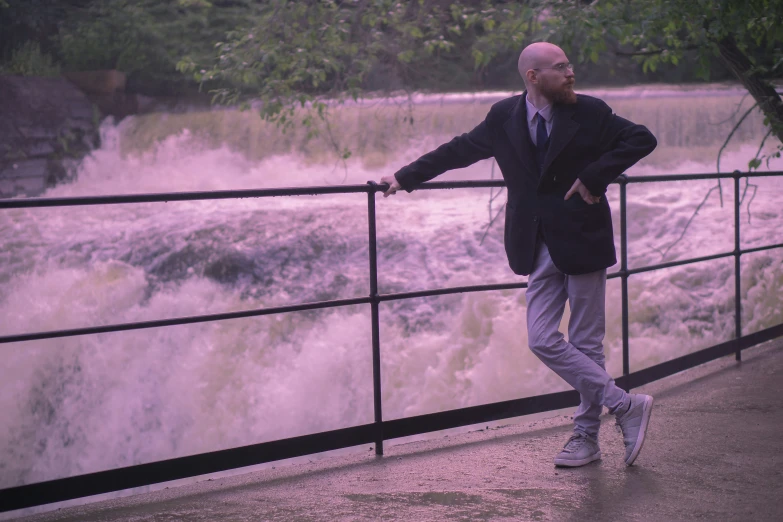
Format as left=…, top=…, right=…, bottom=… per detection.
left=517, top=42, right=576, bottom=106
left=518, top=42, right=568, bottom=86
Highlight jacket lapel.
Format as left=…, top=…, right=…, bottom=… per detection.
left=542, top=103, right=579, bottom=174
left=502, top=93, right=538, bottom=178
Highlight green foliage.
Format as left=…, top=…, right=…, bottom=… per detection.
left=0, top=40, right=60, bottom=76
left=0, top=0, right=80, bottom=61
left=192, top=1, right=781, bottom=136
left=183, top=0, right=536, bottom=135
left=57, top=1, right=157, bottom=72
left=545, top=0, right=783, bottom=157
left=3, top=0, right=782, bottom=161
left=175, top=0, right=783, bottom=161
left=547, top=0, right=783, bottom=82
left=48, top=0, right=263, bottom=94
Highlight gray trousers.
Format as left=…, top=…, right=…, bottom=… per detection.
left=526, top=241, right=628, bottom=438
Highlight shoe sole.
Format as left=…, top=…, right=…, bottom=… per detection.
left=554, top=451, right=601, bottom=468
left=625, top=395, right=654, bottom=466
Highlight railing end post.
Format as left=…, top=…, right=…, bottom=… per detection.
left=367, top=180, right=385, bottom=194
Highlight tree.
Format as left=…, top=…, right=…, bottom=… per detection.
left=179, top=0, right=538, bottom=133
left=0, top=1, right=89, bottom=60
left=189, top=0, right=782, bottom=169
left=55, top=0, right=265, bottom=95
left=0, top=0, right=266, bottom=95
left=547, top=0, right=783, bottom=170
left=546, top=0, right=783, bottom=259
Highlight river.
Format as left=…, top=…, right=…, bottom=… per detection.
left=1, top=84, right=781, bottom=494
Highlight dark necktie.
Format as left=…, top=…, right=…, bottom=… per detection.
left=536, top=113, right=549, bottom=170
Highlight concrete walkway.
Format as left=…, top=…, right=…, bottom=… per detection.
left=14, top=339, right=783, bottom=521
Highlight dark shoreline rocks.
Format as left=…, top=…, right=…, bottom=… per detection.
left=0, top=75, right=100, bottom=198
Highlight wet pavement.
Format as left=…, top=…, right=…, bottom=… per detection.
left=11, top=339, right=783, bottom=521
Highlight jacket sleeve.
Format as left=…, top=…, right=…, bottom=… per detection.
left=577, top=103, right=657, bottom=196
left=393, top=118, right=494, bottom=192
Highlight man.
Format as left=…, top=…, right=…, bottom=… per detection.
left=380, top=42, right=658, bottom=467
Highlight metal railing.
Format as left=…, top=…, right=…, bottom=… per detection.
left=1, top=170, right=782, bottom=513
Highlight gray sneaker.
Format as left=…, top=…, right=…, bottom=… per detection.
left=554, top=433, right=601, bottom=467
left=615, top=394, right=654, bottom=466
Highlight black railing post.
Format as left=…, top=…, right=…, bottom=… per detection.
left=619, top=177, right=631, bottom=389
left=733, top=171, right=742, bottom=361
left=366, top=182, right=384, bottom=455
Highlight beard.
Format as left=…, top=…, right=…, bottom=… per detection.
left=541, top=80, right=577, bottom=105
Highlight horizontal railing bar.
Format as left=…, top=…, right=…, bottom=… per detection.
left=4, top=236, right=779, bottom=345
left=0, top=185, right=374, bottom=209
left=383, top=390, right=580, bottom=440
left=378, top=281, right=528, bottom=302
left=626, top=251, right=734, bottom=275
left=624, top=243, right=783, bottom=277
left=733, top=171, right=783, bottom=179
left=0, top=297, right=371, bottom=345
left=621, top=171, right=783, bottom=183
left=3, top=238, right=779, bottom=345
left=621, top=173, right=736, bottom=183
left=618, top=323, right=783, bottom=390
left=404, top=180, right=505, bottom=190
left=0, top=423, right=378, bottom=513
left=740, top=242, right=783, bottom=255
left=383, top=323, right=781, bottom=439
left=371, top=171, right=783, bottom=189
left=371, top=172, right=783, bottom=190
left=3, top=171, right=780, bottom=209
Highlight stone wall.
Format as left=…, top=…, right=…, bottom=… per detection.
left=0, top=75, right=100, bottom=198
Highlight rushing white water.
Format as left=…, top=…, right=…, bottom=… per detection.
left=1, top=85, right=782, bottom=494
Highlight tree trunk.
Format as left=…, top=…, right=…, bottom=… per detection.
left=717, top=35, right=783, bottom=145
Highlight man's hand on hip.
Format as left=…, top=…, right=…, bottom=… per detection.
left=380, top=175, right=401, bottom=198
left=565, top=179, right=601, bottom=205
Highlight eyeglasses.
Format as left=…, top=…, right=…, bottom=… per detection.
left=534, top=62, right=574, bottom=73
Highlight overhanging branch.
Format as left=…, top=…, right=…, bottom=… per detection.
left=614, top=45, right=699, bottom=57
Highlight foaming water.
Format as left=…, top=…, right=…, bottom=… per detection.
left=1, top=87, right=782, bottom=506
left=112, top=83, right=768, bottom=182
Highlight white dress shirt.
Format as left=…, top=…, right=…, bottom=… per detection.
left=526, top=96, right=553, bottom=146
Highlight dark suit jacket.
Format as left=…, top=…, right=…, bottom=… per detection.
left=393, top=93, right=657, bottom=276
